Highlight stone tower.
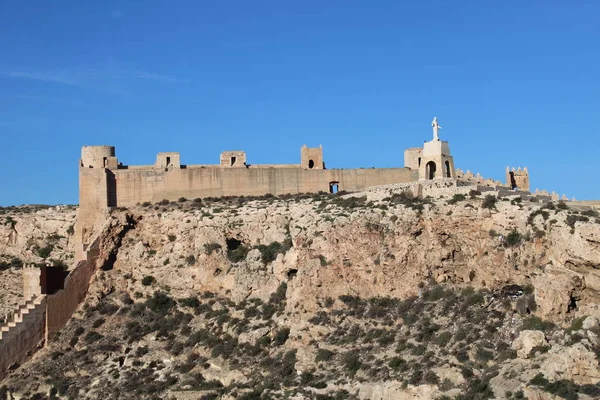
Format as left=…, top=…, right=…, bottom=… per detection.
left=75, top=146, right=118, bottom=260
left=506, top=166, right=530, bottom=191
left=415, top=118, right=455, bottom=180
left=301, top=145, right=324, bottom=170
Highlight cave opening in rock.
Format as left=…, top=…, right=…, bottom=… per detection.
left=287, top=269, right=298, bottom=279
left=568, top=293, right=578, bottom=312
left=226, top=238, right=242, bottom=251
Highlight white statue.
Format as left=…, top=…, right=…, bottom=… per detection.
left=432, top=117, right=441, bottom=140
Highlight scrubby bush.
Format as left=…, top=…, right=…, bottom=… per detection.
left=145, top=292, right=176, bottom=315
left=227, top=245, right=249, bottom=263
left=273, top=327, right=290, bottom=346
left=185, top=255, right=196, bottom=265
left=36, top=244, right=54, bottom=259
left=482, top=195, right=497, bottom=210
left=315, top=349, right=334, bottom=363
left=141, top=275, right=155, bottom=286
left=204, top=242, right=222, bottom=255
left=448, top=193, right=466, bottom=205
left=342, top=350, right=361, bottom=376
left=434, top=331, right=453, bottom=347
left=505, top=229, right=522, bottom=247
left=521, top=316, right=554, bottom=332
left=255, top=240, right=292, bottom=264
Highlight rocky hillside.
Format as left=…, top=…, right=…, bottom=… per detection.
left=1, top=190, right=600, bottom=399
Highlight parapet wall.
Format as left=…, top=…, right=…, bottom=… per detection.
left=0, top=297, right=46, bottom=381
left=101, top=166, right=416, bottom=207
left=46, top=237, right=100, bottom=340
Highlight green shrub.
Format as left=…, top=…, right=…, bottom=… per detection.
left=92, top=318, right=105, bottom=328
left=168, top=234, right=177, bottom=242
left=315, top=349, right=334, bottom=363
left=318, top=254, right=329, bottom=266
left=434, top=331, right=453, bottom=347
left=227, top=245, right=249, bottom=263
left=505, top=229, right=522, bottom=247
left=179, top=296, right=200, bottom=308
left=342, top=350, right=361, bottom=375
left=84, top=331, right=103, bottom=344
left=145, top=292, right=176, bottom=315
left=448, top=193, right=466, bottom=205
left=185, top=255, right=196, bottom=265
left=273, top=327, right=290, bottom=346
left=255, top=240, right=292, bottom=264
left=387, top=356, right=406, bottom=370
left=36, top=244, right=54, bottom=259
left=141, top=276, right=155, bottom=286
left=482, top=195, right=497, bottom=210
left=522, top=316, right=555, bottom=332
left=566, top=214, right=589, bottom=231
left=469, top=189, right=481, bottom=198
left=204, top=242, right=222, bottom=255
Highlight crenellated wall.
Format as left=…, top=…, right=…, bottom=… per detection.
left=0, top=296, right=46, bottom=381
left=0, top=224, right=107, bottom=380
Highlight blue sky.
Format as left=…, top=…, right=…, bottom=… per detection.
left=1, top=1, right=599, bottom=205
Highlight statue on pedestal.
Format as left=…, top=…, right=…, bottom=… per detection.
left=432, top=117, right=441, bottom=141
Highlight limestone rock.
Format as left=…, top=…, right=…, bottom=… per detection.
left=237, top=326, right=270, bottom=346
left=512, top=330, right=546, bottom=359
left=533, top=265, right=584, bottom=320
left=583, top=316, right=599, bottom=330
left=540, top=343, right=600, bottom=385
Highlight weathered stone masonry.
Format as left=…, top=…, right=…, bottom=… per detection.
left=75, top=123, right=469, bottom=256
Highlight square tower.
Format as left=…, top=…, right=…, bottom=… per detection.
left=419, top=139, right=455, bottom=180
left=155, top=152, right=181, bottom=171
left=301, top=145, right=324, bottom=169
left=506, top=166, right=530, bottom=191
left=220, top=151, right=247, bottom=167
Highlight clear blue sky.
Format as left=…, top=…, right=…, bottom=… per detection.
left=1, top=1, right=599, bottom=205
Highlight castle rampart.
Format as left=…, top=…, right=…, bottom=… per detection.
left=0, top=227, right=106, bottom=380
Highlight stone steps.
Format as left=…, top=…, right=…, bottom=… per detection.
left=0, top=295, right=46, bottom=342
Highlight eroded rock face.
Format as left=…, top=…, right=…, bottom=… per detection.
left=541, top=343, right=600, bottom=385
left=3, top=192, right=600, bottom=325
left=100, top=194, right=600, bottom=323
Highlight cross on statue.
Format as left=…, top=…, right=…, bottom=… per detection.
left=431, top=117, right=441, bottom=141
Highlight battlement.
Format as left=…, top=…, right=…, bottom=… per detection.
left=80, top=145, right=117, bottom=169
left=455, top=168, right=505, bottom=188
left=506, top=166, right=530, bottom=191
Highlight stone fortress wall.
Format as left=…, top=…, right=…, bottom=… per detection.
left=0, top=118, right=574, bottom=382
left=0, top=230, right=105, bottom=380
left=76, top=118, right=546, bottom=256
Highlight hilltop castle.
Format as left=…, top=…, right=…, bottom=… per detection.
left=75, top=118, right=529, bottom=258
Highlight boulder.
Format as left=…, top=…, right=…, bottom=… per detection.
left=583, top=316, right=599, bottom=330
left=512, top=330, right=546, bottom=359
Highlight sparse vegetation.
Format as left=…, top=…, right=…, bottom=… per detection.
left=141, top=275, right=156, bottom=286
left=481, top=195, right=497, bottom=210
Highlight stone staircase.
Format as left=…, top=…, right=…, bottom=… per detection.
left=0, top=295, right=46, bottom=341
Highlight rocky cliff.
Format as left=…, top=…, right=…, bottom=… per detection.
left=1, top=190, right=599, bottom=399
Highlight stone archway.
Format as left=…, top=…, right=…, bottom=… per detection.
left=329, top=181, right=339, bottom=194
left=426, top=161, right=437, bottom=180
